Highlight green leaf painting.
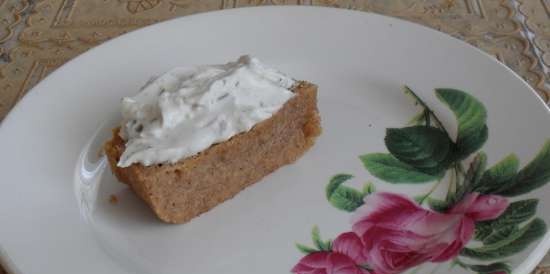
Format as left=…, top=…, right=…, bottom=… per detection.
left=427, top=197, right=449, bottom=213
left=362, top=182, right=376, bottom=196
left=360, top=153, right=439, bottom=183
left=435, top=88, right=488, bottom=160
left=461, top=218, right=547, bottom=260
left=326, top=174, right=364, bottom=212
left=467, top=152, right=487, bottom=189
left=295, top=226, right=332, bottom=255
left=385, top=126, right=453, bottom=175
left=482, top=225, right=519, bottom=245
left=450, top=152, right=487, bottom=204
left=475, top=154, right=519, bottom=194
left=474, top=222, right=494, bottom=241
left=455, top=261, right=511, bottom=274
left=473, top=199, right=539, bottom=244
left=295, top=243, right=316, bottom=255
left=311, top=226, right=332, bottom=251
left=497, top=140, right=550, bottom=196
left=490, top=199, right=539, bottom=227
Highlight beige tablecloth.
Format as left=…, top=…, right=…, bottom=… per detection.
left=0, top=0, right=549, bottom=273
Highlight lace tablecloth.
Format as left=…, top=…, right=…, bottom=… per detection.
left=0, top=0, right=549, bottom=273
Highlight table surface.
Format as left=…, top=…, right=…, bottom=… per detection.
left=0, top=0, right=549, bottom=273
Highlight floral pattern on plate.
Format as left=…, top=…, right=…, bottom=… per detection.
left=292, top=87, right=550, bottom=274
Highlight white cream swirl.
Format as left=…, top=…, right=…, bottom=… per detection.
left=117, top=55, right=295, bottom=167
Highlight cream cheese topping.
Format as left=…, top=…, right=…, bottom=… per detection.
left=117, top=55, right=295, bottom=167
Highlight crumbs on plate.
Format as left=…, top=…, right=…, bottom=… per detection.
left=109, top=194, right=118, bottom=205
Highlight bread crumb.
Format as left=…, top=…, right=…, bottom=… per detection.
left=109, top=194, right=118, bottom=204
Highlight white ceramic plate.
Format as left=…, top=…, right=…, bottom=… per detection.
left=1, top=6, right=549, bottom=274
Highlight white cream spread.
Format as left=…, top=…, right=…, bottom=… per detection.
left=117, top=55, right=296, bottom=167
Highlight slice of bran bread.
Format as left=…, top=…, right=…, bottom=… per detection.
left=104, top=81, right=321, bottom=223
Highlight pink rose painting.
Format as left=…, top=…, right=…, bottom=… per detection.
left=292, top=233, right=369, bottom=274
left=292, top=87, right=550, bottom=274
left=350, top=192, right=507, bottom=274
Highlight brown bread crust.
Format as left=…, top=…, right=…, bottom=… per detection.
left=104, top=81, right=321, bottom=223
